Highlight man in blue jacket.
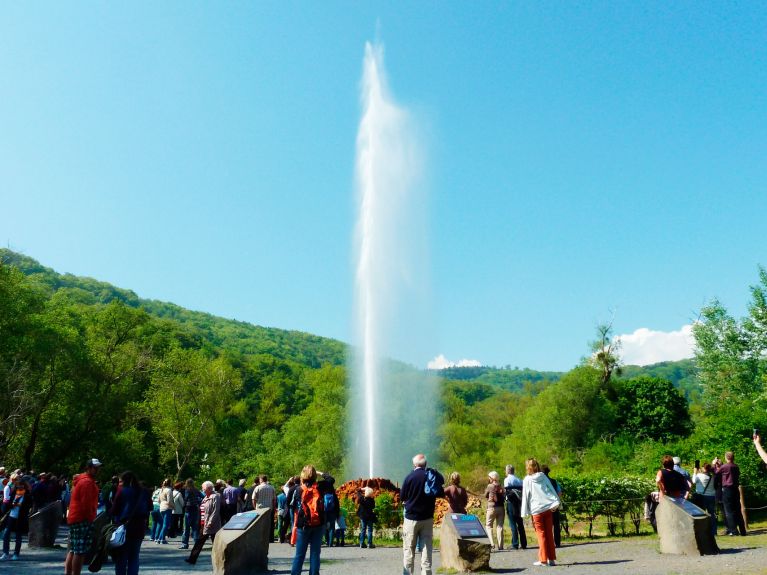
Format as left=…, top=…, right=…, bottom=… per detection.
left=400, top=454, right=444, bottom=575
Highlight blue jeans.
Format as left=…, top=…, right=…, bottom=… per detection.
left=156, top=509, right=172, bottom=542
left=150, top=509, right=162, bottom=540
left=324, top=515, right=337, bottom=546
left=2, top=516, right=22, bottom=556
left=114, top=537, right=142, bottom=575
left=359, top=519, right=373, bottom=547
left=698, top=494, right=717, bottom=538
left=182, top=510, right=199, bottom=546
left=291, top=525, right=323, bottom=575
left=505, top=501, right=527, bottom=549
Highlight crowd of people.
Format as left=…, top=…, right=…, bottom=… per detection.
left=0, top=434, right=765, bottom=573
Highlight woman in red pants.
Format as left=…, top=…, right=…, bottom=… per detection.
left=520, top=458, right=561, bottom=567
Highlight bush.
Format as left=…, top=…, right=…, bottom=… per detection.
left=557, top=476, right=654, bottom=537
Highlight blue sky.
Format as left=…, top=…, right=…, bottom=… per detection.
left=2, top=3, right=765, bottom=371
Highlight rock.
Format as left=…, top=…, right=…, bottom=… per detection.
left=440, top=513, right=492, bottom=572
left=28, top=500, right=62, bottom=547
left=212, top=509, right=272, bottom=574
left=656, top=496, right=719, bottom=556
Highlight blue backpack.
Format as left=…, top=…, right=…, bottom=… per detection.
left=323, top=493, right=337, bottom=516
left=424, top=468, right=444, bottom=498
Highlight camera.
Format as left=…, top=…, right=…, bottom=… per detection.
left=694, top=459, right=700, bottom=469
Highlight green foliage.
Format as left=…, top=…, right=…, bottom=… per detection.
left=374, top=492, right=399, bottom=528
left=614, top=376, right=692, bottom=441
left=503, top=367, right=617, bottom=467
left=558, top=476, right=654, bottom=537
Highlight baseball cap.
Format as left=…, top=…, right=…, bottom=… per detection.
left=88, top=458, right=103, bottom=467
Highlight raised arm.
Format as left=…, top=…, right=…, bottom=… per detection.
left=755, top=434, right=767, bottom=465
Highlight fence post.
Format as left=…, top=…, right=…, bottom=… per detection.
left=739, top=486, right=748, bottom=531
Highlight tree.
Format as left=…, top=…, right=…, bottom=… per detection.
left=141, top=348, right=242, bottom=479
left=693, top=299, right=761, bottom=411
left=614, top=376, right=692, bottom=441
left=587, top=321, right=622, bottom=400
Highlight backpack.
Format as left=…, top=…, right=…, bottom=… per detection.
left=296, top=484, right=324, bottom=528
left=323, top=493, right=337, bottom=516
left=423, top=468, right=444, bottom=498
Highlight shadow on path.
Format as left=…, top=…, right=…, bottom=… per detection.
left=566, top=559, right=633, bottom=566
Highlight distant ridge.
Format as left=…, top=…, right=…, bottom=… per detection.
left=0, top=249, right=346, bottom=368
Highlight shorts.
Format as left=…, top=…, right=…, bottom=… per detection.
left=68, top=520, right=94, bottom=555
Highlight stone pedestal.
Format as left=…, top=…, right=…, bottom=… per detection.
left=440, top=513, right=491, bottom=572
left=28, top=501, right=62, bottom=547
left=212, top=509, right=272, bottom=575
left=657, top=497, right=718, bottom=555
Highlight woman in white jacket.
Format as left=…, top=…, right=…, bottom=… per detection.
left=521, top=458, right=560, bottom=567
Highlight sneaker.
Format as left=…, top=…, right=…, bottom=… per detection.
left=179, top=545, right=189, bottom=550
left=10, top=555, right=19, bottom=561
left=533, top=561, right=548, bottom=566
left=548, top=560, right=556, bottom=566
left=161, top=540, right=168, bottom=545
left=369, top=544, right=376, bottom=549
left=0, top=554, right=8, bottom=561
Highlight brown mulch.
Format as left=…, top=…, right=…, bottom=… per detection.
left=337, top=477, right=482, bottom=525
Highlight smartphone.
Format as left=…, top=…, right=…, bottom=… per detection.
left=694, top=459, right=700, bottom=469
left=755, top=428, right=760, bottom=437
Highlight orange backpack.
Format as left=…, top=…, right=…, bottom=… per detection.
left=298, top=484, right=324, bottom=528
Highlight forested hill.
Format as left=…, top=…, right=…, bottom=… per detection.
left=0, top=249, right=345, bottom=368
left=437, top=359, right=699, bottom=395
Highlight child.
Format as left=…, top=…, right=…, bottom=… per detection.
left=334, top=506, right=347, bottom=546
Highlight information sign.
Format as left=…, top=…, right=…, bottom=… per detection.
left=450, top=514, right=486, bottom=538
left=223, top=511, right=259, bottom=530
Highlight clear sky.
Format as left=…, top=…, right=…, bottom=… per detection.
left=2, top=3, right=766, bottom=371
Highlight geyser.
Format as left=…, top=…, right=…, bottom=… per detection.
left=351, top=42, right=437, bottom=480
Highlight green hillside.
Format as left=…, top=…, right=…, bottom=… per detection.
left=0, top=249, right=345, bottom=368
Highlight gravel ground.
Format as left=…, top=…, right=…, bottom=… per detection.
left=8, top=525, right=767, bottom=574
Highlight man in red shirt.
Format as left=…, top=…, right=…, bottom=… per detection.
left=65, top=458, right=102, bottom=575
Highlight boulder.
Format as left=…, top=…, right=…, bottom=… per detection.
left=440, top=513, right=491, bottom=572
left=28, top=500, right=62, bottom=547
left=212, top=509, right=272, bottom=575
left=656, top=496, right=718, bottom=556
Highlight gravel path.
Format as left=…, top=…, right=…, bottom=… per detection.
left=8, top=526, right=767, bottom=574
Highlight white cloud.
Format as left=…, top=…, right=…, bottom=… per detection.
left=617, top=324, right=695, bottom=366
left=427, top=354, right=482, bottom=370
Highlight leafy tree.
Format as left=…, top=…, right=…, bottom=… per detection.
left=614, top=376, right=692, bottom=441
left=589, top=322, right=622, bottom=390
left=141, top=348, right=242, bottom=479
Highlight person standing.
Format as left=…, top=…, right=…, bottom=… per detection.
left=180, top=479, right=201, bottom=550
left=692, top=462, right=717, bottom=539
left=503, top=464, right=527, bottom=550
left=156, top=479, right=174, bottom=544
left=357, top=487, right=376, bottom=549
left=110, top=471, right=151, bottom=575
left=444, top=472, right=468, bottom=514
left=484, top=471, right=505, bottom=551
left=400, top=453, right=444, bottom=575
left=290, top=465, right=325, bottom=575
left=521, top=458, right=560, bottom=568
left=541, top=465, right=563, bottom=548
left=715, top=452, right=747, bottom=536
left=0, top=478, right=31, bottom=561
left=185, top=481, right=222, bottom=564
left=64, top=458, right=102, bottom=575
left=254, top=475, right=277, bottom=543
left=276, top=487, right=289, bottom=543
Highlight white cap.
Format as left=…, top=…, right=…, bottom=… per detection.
left=88, top=458, right=103, bottom=467
left=672, top=456, right=681, bottom=465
